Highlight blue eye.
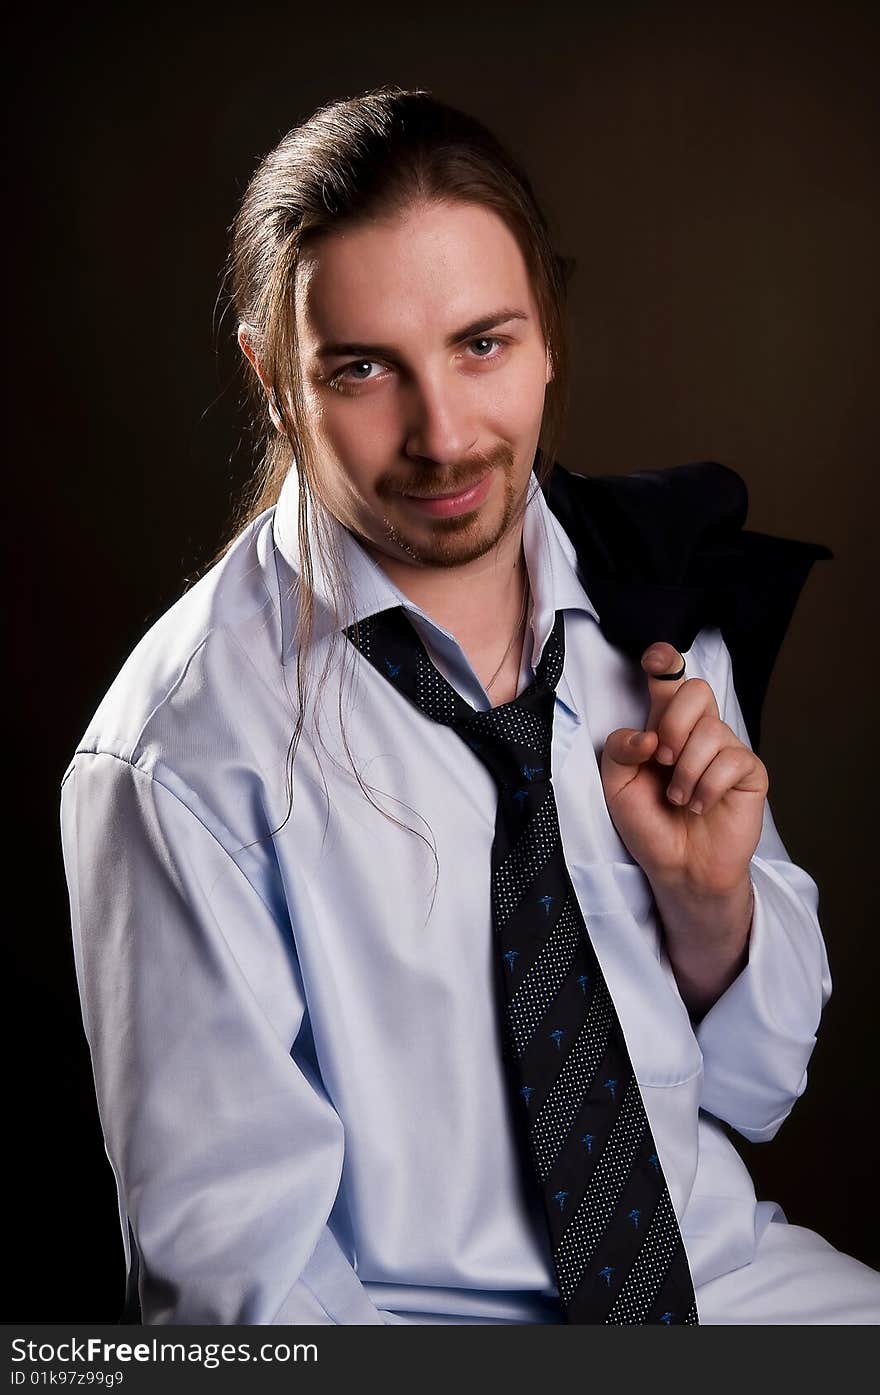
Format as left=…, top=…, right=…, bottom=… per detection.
left=327, top=336, right=508, bottom=392
left=343, top=361, right=379, bottom=380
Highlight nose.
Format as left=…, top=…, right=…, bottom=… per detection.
left=402, top=371, right=478, bottom=468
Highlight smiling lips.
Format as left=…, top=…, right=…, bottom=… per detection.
left=402, top=471, right=493, bottom=518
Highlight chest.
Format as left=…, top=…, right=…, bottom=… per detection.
left=264, top=619, right=722, bottom=1096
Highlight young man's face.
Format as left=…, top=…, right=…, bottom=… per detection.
left=293, top=198, right=553, bottom=572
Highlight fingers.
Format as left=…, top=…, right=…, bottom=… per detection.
left=606, top=643, right=766, bottom=815
left=642, top=642, right=686, bottom=681
left=650, top=677, right=719, bottom=760
left=604, top=727, right=660, bottom=768
left=603, top=712, right=768, bottom=815
left=642, top=643, right=690, bottom=733
left=665, top=720, right=765, bottom=813
left=600, top=728, right=660, bottom=801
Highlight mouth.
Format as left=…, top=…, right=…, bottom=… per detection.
left=401, top=471, right=494, bottom=518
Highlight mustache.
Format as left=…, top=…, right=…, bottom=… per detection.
left=382, top=444, right=516, bottom=498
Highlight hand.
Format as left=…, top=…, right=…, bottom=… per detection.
left=600, top=642, right=769, bottom=897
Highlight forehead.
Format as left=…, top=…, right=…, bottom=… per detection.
left=295, top=200, right=539, bottom=345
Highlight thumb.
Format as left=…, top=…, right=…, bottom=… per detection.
left=641, top=641, right=687, bottom=733
left=600, top=726, right=660, bottom=802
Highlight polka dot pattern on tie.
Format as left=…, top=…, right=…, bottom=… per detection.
left=492, top=787, right=560, bottom=926
left=415, top=648, right=459, bottom=723
left=605, top=1188, right=690, bottom=1324
left=554, top=1078, right=647, bottom=1303
left=532, top=979, right=613, bottom=1177
left=507, top=896, right=581, bottom=1056
left=348, top=617, right=373, bottom=661
left=537, top=623, right=564, bottom=691
left=466, top=703, right=552, bottom=766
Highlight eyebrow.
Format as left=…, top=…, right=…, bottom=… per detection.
left=314, top=307, right=529, bottom=361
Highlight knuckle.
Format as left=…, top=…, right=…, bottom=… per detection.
left=695, top=710, right=722, bottom=735
left=715, top=748, right=746, bottom=786
left=685, top=677, right=713, bottom=699
left=699, top=713, right=733, bottom=746
left=656, top=724, right=683, bottom=757
left=659, top=706, right=712, bottom=754
left=671, top=750, right=702, bottom=784
left=693, top=769, right=724, bottom=802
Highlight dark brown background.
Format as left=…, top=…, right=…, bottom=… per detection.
left=7, top=0, right=877, bottom=1319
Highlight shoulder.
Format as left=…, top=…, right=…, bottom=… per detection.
left=65, top=510, right=285, bottom=786
left=542, top=459, right=749, bottom=568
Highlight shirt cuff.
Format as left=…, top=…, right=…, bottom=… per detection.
left=695, top=855, right=831, bottom=1141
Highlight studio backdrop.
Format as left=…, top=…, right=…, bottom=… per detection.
left=7, top=0, right=877, bottom=1320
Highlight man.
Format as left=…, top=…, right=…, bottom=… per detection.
left=60, top=87, right=879, bottom=1323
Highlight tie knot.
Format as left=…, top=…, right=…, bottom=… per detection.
left=452, top=681, right=556, bottom=791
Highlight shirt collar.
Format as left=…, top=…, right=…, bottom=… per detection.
left=271, top=464, right=601, bottom=687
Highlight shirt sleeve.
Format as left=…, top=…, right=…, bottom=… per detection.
left=690, top=632, right=833, bottom=1143
left=59, top=750, right=405, bottom=1325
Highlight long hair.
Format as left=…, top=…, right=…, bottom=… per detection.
left=202, top=86, right=575, bottom=904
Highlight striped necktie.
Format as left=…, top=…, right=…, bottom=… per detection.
left=343, top=605, right=699, bottom=1325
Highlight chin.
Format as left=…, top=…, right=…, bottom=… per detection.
left=393, top=508, right=514, bottom=571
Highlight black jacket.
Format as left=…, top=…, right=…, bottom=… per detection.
left=540, top=458, right=832, bottom=754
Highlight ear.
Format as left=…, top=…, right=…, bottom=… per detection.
left=237, top=325, right=284, bottom=433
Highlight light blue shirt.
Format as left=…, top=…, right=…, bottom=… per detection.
left=60, top=467, right=831, bottom=1324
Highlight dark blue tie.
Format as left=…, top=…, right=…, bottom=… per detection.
left=344, top=605, right=699, bottom=1324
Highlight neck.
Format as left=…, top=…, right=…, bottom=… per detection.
left=364, top=519, right=529, bottom=653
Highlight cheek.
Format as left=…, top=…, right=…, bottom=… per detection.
left=485, top=357, right=548, bottom=436
left=316, top=396, right=396, bottom=463
left=306, top=401, right=390, bottom=515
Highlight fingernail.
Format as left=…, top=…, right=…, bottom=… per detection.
left=689, top=799, right=704, bottom=815
left=657, top=745, right=675, bottom=764
left=668, top=786, right=684, bottom=804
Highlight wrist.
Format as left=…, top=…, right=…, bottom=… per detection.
left=650, top=873, right=755, bottom=1019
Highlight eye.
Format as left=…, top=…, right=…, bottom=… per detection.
left=329, top=359, right=385, bottom=389
left=326, top=336, right=509, bottom=393
left=467, top=335, right=505, bottom=359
